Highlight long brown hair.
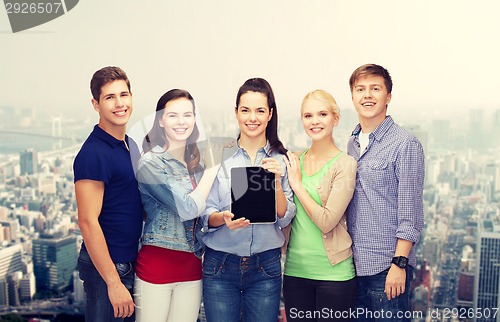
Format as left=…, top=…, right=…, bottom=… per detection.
left=142, top=89, right=201, bottom=175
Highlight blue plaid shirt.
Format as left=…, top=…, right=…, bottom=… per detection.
left=346, top=116, right=425, bottom=276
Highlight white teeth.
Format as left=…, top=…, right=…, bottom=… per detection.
left=311, top=128, right=322, bottom=133
left=247, top=124, right=258, bottom=130
left=363, top=103, right=374, bottom=107
left=114, top=111, right=126, bottom=116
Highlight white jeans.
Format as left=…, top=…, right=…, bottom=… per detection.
left=134, top=276, right=202, bottom=322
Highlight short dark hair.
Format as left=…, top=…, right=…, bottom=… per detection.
left=90, top=66, right=131, bottom=101
left=349, top=64, right=392, bottom=93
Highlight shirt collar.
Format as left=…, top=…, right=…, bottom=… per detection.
left=92, top=124, right=128, bottom=148
left=229, top=139, right=272, bottom=158
left=351, top=116, right=394, bottom=142
left=151, top=145, right=172, bottom=157
left=150, top=145, right=187, bottom=165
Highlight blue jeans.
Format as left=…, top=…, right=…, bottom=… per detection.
left=202, top=247, right=282, bottom=322
left=78, top=250, right=135, bottom=322
left=354, top=266, right=414, bottom=322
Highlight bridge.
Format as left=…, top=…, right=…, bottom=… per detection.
left=0, top=130, right=83, bottom=142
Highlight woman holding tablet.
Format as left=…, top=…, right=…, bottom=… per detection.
left=283, top=90, right=357, bottom=321
left=201, top=78, right=296, bottom=322
left=134, top=89, right=222, bottom=322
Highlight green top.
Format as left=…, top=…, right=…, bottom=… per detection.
left=284, top=150, right=355, bottom=281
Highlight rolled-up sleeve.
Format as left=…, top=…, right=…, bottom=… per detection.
left=200, top=170, right=227, bottom=232
left=395, top=139, right=425, bottom=243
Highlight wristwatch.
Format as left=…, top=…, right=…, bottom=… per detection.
left=391, top=256, right=409, bottom=269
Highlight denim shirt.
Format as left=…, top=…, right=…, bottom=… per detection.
left=136, top=145, right=206, bottom=258
left=201, top=140, right=296, bottom=257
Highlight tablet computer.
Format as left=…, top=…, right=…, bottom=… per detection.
left=230, top=166, right=277, bottom=224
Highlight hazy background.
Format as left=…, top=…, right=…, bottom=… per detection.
left=1, top=0, right=499, bottom=129
left=0, top=3, right=497, bottom=314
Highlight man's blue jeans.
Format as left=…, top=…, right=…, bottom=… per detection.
left=353, top=266, right=414, bottom=322
left=202, top=247, right=282, bottom=322
left=78, top=250, right=135, bottom=322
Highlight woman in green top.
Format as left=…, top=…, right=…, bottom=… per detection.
left=283, top=90, right=357, bottom=321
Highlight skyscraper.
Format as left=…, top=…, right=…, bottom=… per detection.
left=0, top=280, right=7, bottom=307
left=72, top=271, right=85, bottom=304
left=0, top=220, right=19, bottom=242
left=19, top=272, right=36, bottom=302
left=32, top=233, right=77, bottom=292
left=20, top=260, right=36, bottom=302
left=469, top=109, right=485, bottom=150
left=431, top=119, right=451, bottom=148
left=474, top=219, right=500, bottom=322
left=0, top=244, right=23, bottom=280
left=485, top=162, right=500, bottom=202
left=7, top=273, right=21, bottom=306
left=404, top=125, right=429, bottom=155
left=19, top=148, right=38, bottom=175
left=0, top=244, right=23, bottom=307
left=492, top=109, right=500, bottom=147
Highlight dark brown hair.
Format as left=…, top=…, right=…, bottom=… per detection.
left=90, top=66, right=131, bottom=101
left=143, top=89, right=201, bottom=175
left=235, top=78, right=287, bottom=155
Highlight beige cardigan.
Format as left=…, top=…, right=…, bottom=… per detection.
left=282, top=152, right=357, bottom=267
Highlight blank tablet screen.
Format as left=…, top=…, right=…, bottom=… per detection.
left=230, top=166, right=277, bottom=224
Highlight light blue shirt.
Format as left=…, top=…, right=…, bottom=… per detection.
left=201, top=140, right=296, bottom=256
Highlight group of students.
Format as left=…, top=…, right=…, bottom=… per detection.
left=73, top=63, right=425, bottom=322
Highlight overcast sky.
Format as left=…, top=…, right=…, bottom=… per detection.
left=1, top=0, right=499, bottom=126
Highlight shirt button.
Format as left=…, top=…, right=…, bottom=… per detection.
left=323, top=235, right=327, bottom=239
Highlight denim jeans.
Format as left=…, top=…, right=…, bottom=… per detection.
left=353, top=266, right=414, bottom=322
left=202, top=247, right=282, bottom=322
left=78, top=250, right=135, bottom=322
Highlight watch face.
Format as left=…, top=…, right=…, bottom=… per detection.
left=393, top=256, right=408, bottom=268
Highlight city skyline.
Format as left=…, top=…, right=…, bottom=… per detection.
left=0, top=108, right=499, bottom=320
left=1, top=105, right=500, bottom=157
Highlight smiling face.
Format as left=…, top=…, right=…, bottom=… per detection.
left=235, top=91, right=272, bottom=142
left=159, top=97, right=196, bottom=148
left=351, top=75, right=392, bottom=131
left=301, top=97, right=339, bottom=142
left=92, top=80, right=132, bottom=137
